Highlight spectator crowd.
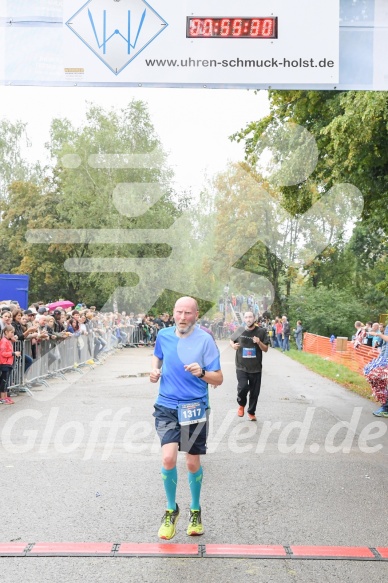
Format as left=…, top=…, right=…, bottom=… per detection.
left=2, top=293, right=387, bottom=413
left=0, top=299, right=177, bottom=404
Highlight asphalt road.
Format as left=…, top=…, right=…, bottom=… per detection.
left=1, top=341, right=387, bottom=582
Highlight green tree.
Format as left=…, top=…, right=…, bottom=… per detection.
left=0, top=119, right=40, bottom=200
left=232, top=90, right=388, bottom=319
left=43, top=100, right=184, bottom=309
left=0, top=180, right=77, bottom=300
left=0, top=101, right=185, bottom=309
left=288, top=284, right=370, bottom=338
left=210, top=162, right=286, bottom=313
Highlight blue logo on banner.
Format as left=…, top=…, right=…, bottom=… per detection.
left=66, top=0, right=168, bottom=75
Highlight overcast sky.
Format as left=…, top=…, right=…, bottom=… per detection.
left=0, top=86, right=269, bottom=192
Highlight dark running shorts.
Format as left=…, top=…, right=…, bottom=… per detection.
left=153, top=404, right=209, bottom=455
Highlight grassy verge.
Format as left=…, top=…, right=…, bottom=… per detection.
left=285, top=348, right=373, bottom=401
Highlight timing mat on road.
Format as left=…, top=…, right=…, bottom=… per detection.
left=1, top=543, right=388, bottom=560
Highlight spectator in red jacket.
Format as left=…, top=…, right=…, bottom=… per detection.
left=0, top=325, right=21, bottom=404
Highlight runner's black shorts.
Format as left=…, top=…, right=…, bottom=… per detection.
left=153, top=404, right=209, bottom=455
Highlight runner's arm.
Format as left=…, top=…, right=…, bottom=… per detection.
left=229, top=339, right=240, bottom=350
left=370, top=331, right=388, bottom=342
left=203, top=369, right=223, bottom=386
left=184, top=363, right=223, bottom=386
left=150, top=355, right=163, bottom=383
left=253, top=335, right=269, bottom=353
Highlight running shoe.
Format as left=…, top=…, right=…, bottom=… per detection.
left=187, top=509, right=204, bottom=536
left=373, top=406, right=388, bottom=418
left=237, top=406, right=244, bottom=417
left=247, top=413, right=257, bottom=421
left=3, top=397, right=14, bottom=405
left=158, top=504, right=180, bottom=540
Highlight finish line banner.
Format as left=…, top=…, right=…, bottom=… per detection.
left=0, top=0, right=340, bottom=87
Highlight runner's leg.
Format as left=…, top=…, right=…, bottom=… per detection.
left=186, top=454, right=204, bottom=535
left=161, top=442, right=179, bottom=510
left=236, top=369, right=249, bottom=408
left=186, top=454, right=202, bottom=510
left=247, top=372, right=262, bottom=415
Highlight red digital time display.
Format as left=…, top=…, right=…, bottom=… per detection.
left=187, top=17, right=278, bottom=39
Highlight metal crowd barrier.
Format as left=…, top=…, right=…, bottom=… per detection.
left=214, top=324, right=233, bottom=340
left=5, top=328, right=120, bottom=395
left=115, top=322, right=240, bottom=344
left=119, top=323, right=236, bottom=344
left=7, top=340, right=25, bottom=391
left=118, top=325, right=157, bottom=347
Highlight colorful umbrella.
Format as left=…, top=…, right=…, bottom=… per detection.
left=47, top=300, right=75, bottom=311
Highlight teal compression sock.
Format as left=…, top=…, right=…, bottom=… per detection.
left=161, top=467, right=177, bottom=511
left=188, top=466, right=203, bottom=511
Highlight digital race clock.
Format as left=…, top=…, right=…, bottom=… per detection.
left=186, top=17, right=278, bottom=39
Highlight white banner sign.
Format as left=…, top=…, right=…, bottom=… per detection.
left=62, top=0, right=340, bottom=85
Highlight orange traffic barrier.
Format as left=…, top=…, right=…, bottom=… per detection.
left=303, top=333, right=379, bottom=375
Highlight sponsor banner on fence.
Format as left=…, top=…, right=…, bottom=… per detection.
left=63, top=0, right=340, bottom=85
left=1, top=0, right=340, bottom=86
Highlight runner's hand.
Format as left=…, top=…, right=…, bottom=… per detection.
left=184, top=363, right=202, bottom=377
left=150, top=368, right=161, bottom=383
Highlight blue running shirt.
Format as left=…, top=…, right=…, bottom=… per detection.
left=154, top=326, right=221, bottom=408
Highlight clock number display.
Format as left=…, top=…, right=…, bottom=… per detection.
left=187, top=17, right=278, bottom=39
